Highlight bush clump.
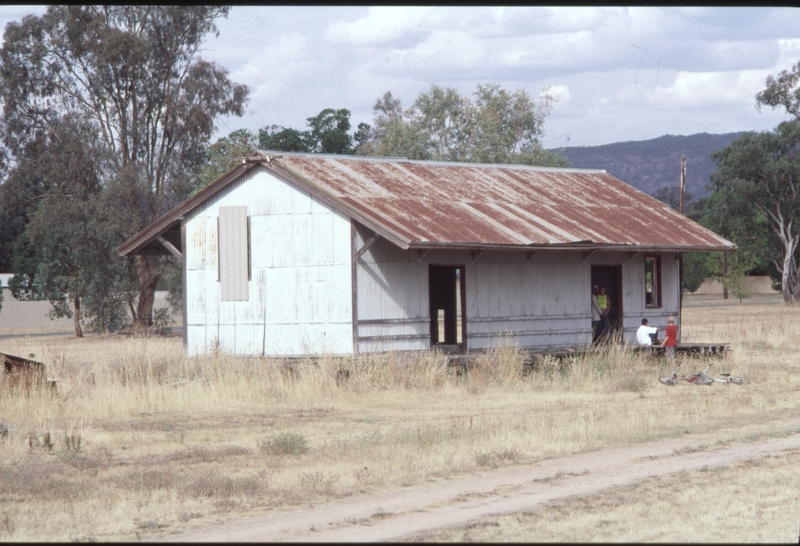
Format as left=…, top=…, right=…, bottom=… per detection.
left=257, top=432, right=309, bottom=456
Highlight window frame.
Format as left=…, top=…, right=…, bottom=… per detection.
left=644, top=255, right=662, bottom=308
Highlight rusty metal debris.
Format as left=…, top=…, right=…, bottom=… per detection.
left=1, top=352, right=57, bottom=393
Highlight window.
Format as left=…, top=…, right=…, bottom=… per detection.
left=644, top=255, right=661, bottom=308
left=218, top=206, right=249, bottom=301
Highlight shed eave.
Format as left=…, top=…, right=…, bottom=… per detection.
left=116, top=161, right=262, bottom=257
left=405, top=242, right=737, bottom=253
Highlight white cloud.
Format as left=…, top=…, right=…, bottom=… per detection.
left=548, top=85, right=571, bottom=103
left=1, top=6, right=798, bottom=147
left=773, top=38, right=800, bottom=72
left=231, top=32, right=314, bottom=101
left=659, top=70, right=768, bottom=108
left=325, top=7, right=432, bottom=47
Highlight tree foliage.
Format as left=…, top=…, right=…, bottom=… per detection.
left=258, top=108, right=359, bottom=155
left=195, top=128, right=258, bottom=192
left=6, top=114, right=136, bottom=335
left=357, top=83, right=568, bottom=167
left=706, top=120, right=800, bottom=302
left=259, top=125, right=311, bottom=153
left=680, top=252, right=710, bottom=295
left=0, top=6, right=248, bottom=331
left=756, top=60, right=800, bottom=120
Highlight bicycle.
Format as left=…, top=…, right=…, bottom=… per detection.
left=659, top=364, right=749, bottom=386
left=703, top=363, right=750, bottom=385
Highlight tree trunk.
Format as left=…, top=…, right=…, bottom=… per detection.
left=127, top=300, right=137, bottom=325
left=133, top=255, right=162, bottom=331
left=722, top=252, right=728, bottom=300
left=73, top=292, right=83, bottom=338
left=780, top=237, right=800, bottom=303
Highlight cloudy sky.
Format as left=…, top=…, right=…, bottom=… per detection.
left=1, top=6, right=799, bottom=148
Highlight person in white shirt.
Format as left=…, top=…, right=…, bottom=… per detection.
left=636, top=318, right=659, bottom=345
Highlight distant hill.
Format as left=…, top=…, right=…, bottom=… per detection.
left=551, top=132, right=747, bottom=199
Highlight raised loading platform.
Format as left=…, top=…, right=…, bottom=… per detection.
left=444, top=342, right=730, bottom=372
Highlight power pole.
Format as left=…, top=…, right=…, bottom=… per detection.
left=679, top=155, right=686, bottom=214
left=678, top=155, right=686, bottom=339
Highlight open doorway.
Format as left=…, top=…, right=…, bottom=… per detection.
left=591, top=265, right=623, bottom=338
left=429, top=265, right=466, bottom=351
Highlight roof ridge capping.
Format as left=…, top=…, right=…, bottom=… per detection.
left=256, top=149, right=606, bottom=174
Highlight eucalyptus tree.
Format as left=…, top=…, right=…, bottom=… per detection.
left=0, top=6, right=248, bottom=330
left=757, top=60, right=800, bottom=120
left=258, top=108, right=360, bottom=155
left=197, top=128, right=258, bottom=192
left=707, top=120, right=800, bottom=302
left=359, top=83, right=568, bottom=167
left=7, top=113, right=133, bottom=336
left=259, top=125, right=311, bottom=153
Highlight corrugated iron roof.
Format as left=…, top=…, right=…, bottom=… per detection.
left=118, top=152, right=734, bottom=257
left=267, top=153, right=734, bottom=251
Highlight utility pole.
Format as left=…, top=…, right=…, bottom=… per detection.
left=679, top=155, right=686, bottom=214
left=678, top=155, right=686, bottom=340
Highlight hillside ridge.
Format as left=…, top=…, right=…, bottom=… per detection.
left=552, top=132, right=747, bottom=199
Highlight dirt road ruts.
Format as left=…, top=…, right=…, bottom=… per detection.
left=159, top=418, right=800, bottom=543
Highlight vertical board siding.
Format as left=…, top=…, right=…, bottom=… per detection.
left=184, top=165, right=682, bottom=356
left=185, top=166, right=353, bottom=357
left=465, top=252, right=589, bottom=351
left=219, top=206, right=249, bottom=301
left=357, top=244, right=681, bottom=353
left=355, top=232, right=430, bottom=353
left=356, top=244, right=596, bottom=352
left=186, top=217, right=218, bottom=272
left=620, top=253, right=680, bottom=341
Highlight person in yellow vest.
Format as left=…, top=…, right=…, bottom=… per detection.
left=597, top=286, right=611, bottom=338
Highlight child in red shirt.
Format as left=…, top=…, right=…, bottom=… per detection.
left=660, top=316, right=678, bottom=358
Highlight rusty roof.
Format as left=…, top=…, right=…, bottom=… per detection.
left=267, top=153, right=734, bottom=252
left=119, top=152, right=734, bottom=256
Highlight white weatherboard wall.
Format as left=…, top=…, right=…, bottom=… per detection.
left=355, top=230, right=430, bottom=353
left=594, top=251, right=680, bottom=342
left=185, top=166, right=353, bottom=356
left=356, top=229, right=681, bottom=352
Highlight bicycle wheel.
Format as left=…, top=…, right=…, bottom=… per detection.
left=728, top=376, right=750, bottom=385
left=659, top=376, right=677, bottom=386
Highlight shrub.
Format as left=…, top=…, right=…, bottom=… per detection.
left=258, top=432, right=309, bottom=456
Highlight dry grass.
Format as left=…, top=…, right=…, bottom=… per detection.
left=0, top=294, right=799, bottom=541
left=412, top=449, right=800, bottom=543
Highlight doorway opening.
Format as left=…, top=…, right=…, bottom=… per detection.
left=428, top=265, right=466, bottom=351
left=591, top=265, right=623, bottom=338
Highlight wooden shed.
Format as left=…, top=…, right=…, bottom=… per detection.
left=118, top=152, right=734, bottom=357
left=1, top=352, right=54, bottom=392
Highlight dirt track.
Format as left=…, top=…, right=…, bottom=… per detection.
left=160, top=418, right=800, bottom=543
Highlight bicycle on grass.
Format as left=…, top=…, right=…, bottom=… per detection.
left=658, top=363, right=749, bottom=386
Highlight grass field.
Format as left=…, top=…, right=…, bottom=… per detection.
left=1, top=293, right=799, bottom=542
left=410, top=450, right=800, bottom=543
